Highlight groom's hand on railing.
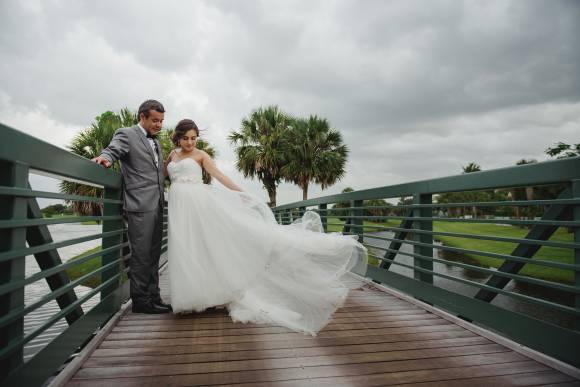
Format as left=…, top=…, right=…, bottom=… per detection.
left=92, top=156, right=111, bottom=168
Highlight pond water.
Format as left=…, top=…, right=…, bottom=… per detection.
left=23, top=223, right=102, bottom=361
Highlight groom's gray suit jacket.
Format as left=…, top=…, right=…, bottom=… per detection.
left=100, top=125, right=165, bottom=211
left=99, top=125, right=165, bottom=305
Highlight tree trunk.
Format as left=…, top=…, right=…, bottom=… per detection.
left=525, top=186, right=534, bottom=201
left=509, top=189, right=519, bottom=219
left=302, top=183, right=308, bottom=201
left=267, top=186, right=277, bottom=207
left=525, top=186, right=534, bottom=221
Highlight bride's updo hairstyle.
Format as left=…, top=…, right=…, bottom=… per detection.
left=171, top=119, right=200, bottom=146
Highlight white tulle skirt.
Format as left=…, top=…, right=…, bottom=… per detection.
left=167, top=182, right=367, bottom=335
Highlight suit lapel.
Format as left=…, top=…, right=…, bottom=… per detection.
left=134, top=126, right=159, bottom=169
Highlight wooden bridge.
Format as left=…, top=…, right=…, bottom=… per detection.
left=1, top=123, right=579, bottom=386
left=59, top=269, right=579, bottom=386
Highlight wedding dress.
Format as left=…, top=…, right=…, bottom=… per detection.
left=167, top=157, right=367, bottom=335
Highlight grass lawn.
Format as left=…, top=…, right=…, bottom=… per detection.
left=66, top=246, right=129, bottom=289
left=65, top=246, right=102, bottom=288
left=325, top=217, right=573, bottom=284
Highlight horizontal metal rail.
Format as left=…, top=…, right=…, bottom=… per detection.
left=0, top=229, right=127, bottom=263
left=322, top=214, right=579, bottom=227
left=0, top=215, right=123, bottom=229
left=360, top=232, right=578, bottom=271
left=311, top=198, right=580, bottom=210
left=0, top=186, right=122, bottom=204
left=0, top=272, right=123, bottom=361
left=0, top=242, right=130, bottom=297
left=0, top=256, right=126, bottom=330
left=358, top=223, right=580, bottom=249
left=366, top=251, right=580, bottom=316
left=362, top=240, right=579, bottom=294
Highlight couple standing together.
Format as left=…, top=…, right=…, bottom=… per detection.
left=93, top=99, right=367, bottom=335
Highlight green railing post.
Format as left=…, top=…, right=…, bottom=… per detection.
left=413, top=193, right=433, bottom=284
left=573, top=179, right=580, bottom=331
left=0, top=161, right=28, bottom=380
left=319, top=204, right=327, bottom=232
left=352, top=200, right=364, bottom=242
left=100, top=186, right=123, bottom=301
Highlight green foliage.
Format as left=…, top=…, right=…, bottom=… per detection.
left=462, top=162, right=481, bottom=173
left=41, top=203, right=70, bottom=218
left=281, top=116, right=348, bottom=200
left=229, top=106, right=291, bottom=207
left=545, top=142, right=580, bottom=159
left=363, top=199, right=392, bottom=221
left=231, top=106, right=350, bottom=205
left=60, top=108, right=137, bottom=216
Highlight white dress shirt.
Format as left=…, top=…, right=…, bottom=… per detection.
left=138, top=123, right=159, bottom=166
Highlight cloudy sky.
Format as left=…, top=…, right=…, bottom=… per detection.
left=1, top=0, right=579, bottom=207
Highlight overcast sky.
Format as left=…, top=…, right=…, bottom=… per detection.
left=1, top=0, right=579, bottom=207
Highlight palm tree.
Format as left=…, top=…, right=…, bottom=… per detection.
left=229, top=106, right=291, bottom=207
left=60, top=109, right=137, bottom=216
left=545, top=142, right=580, bottom=158
left=282, top=116, right=348, bottom=200
left=516, top=159, right=537, bottom=201
left=462, top=162, right=481, bottom=174
left=514, top=159, right=538, bottom=220
left=462, top=162, right=482, bottom=217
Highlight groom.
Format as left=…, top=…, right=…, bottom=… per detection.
left=92, top=99, right=171, bottom=314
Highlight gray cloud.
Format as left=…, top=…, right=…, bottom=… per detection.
left=1, top=0, right=579, bottom=205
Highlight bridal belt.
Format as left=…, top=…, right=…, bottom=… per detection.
left=172, top=177, right=203, bottom=184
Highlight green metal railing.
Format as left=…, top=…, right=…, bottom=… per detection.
left=0, top=123, right=168, bottom=386
left=274, top=157, right=580, bottom=368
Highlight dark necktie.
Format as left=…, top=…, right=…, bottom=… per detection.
left=146, top=133, right=159, bottom=164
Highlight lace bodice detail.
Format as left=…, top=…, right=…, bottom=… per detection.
left=168, top=158, right=203, bottom=184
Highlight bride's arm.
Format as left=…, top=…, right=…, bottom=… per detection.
left=163, top=150, right=176, bottom=178
left=201, top=152, right=243, bottom=192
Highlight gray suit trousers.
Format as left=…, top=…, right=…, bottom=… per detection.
left=126, top=203, right=163, bottom=305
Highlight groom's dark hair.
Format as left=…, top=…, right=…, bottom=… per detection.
left=138, top=100, right=165, bottom=119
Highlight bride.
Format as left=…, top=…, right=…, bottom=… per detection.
left=164, top=118, right=367, bottom=335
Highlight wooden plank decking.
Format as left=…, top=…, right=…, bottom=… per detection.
left=64, top=271, right=580, bottom=386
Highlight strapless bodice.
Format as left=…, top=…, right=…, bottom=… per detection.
left=168, top=158, right=203, bottom=184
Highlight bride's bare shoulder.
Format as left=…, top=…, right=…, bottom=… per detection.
left=195, top=149, right=211, bottom=159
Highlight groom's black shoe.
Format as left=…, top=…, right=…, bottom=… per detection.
left=152, top=299, right=173, bottom=312
left=132, top=301, right=170, bottom=314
